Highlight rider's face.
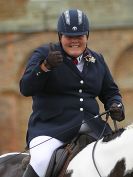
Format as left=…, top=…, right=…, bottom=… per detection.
left=60, top=35, right=88, bottom=57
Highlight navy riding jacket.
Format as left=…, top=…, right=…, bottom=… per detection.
left=20, top=43, right=124, bottom=146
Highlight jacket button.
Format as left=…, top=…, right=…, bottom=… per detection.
left=80, top=98, right=83, bottom=102
left=80, top=108, right=84, bottom=111
left=79, top=89, right=82, bottom=93
left=36, top=72, right=41, bottom=76
left=80, top=80, right=84, bottom=84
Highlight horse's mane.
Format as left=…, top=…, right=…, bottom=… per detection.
left=102, top=123, right=133, bottom=143
left=102, top=128, right=125, bottom=142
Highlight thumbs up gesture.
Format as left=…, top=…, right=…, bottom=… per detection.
left=44, top=43, right=63, bottom=69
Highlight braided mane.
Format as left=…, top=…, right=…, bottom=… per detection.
left=102, top=128, right=125, bottom=142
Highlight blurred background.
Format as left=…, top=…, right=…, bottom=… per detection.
left=0, top=0, right=133, bottom=154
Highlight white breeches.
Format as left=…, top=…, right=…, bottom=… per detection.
left=29, top=122, right=91, bottom=177
left=29, top=136, right=64, bottom=177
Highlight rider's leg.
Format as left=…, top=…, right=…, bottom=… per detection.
left=28, top=136, right=64, bottom=177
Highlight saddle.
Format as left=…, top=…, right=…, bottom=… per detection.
left=22, top=134, right=95, bottom=177
left=45, top=134, right=95, bottom=177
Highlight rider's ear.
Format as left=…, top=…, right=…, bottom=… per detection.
left=58, top=33, right=62, bottom=41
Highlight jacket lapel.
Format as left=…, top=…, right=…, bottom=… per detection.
left=63, top=56, right=84, bottom=79
left=60, top=46, right=93, bottom=79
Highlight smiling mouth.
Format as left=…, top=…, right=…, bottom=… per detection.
left=70, top=45, right=79, bottom=48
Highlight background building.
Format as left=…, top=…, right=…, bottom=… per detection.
left=0, top=0, right=133, bottom=153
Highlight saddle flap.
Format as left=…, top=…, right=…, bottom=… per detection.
left=45, top=144, right=69, bottom=177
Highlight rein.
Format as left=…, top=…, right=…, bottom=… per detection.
left=92, top=110, right=119, bottom=177
left=0, top=117, right=94, bottom=166
left=0, top=109, right=118, bottom=168
left=92, top=112, right=110, bottom=177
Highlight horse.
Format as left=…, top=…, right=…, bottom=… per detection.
left=0, top=124, right=133, bottom=177
left=67, top=124, right=133, bottom=177
left=0, top=152, right=29, bottom=177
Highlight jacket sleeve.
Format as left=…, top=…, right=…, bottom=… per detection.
left=20, top=46, right=50, bottom=96
left=98, top=54, right=125, bottom=118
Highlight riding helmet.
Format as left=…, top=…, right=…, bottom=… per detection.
left=57, top=9, right=89, bottom=36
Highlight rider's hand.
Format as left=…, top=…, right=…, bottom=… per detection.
left=44, top=43, right=63, bottom=69
left=109, top=103, right=124, bottom=122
